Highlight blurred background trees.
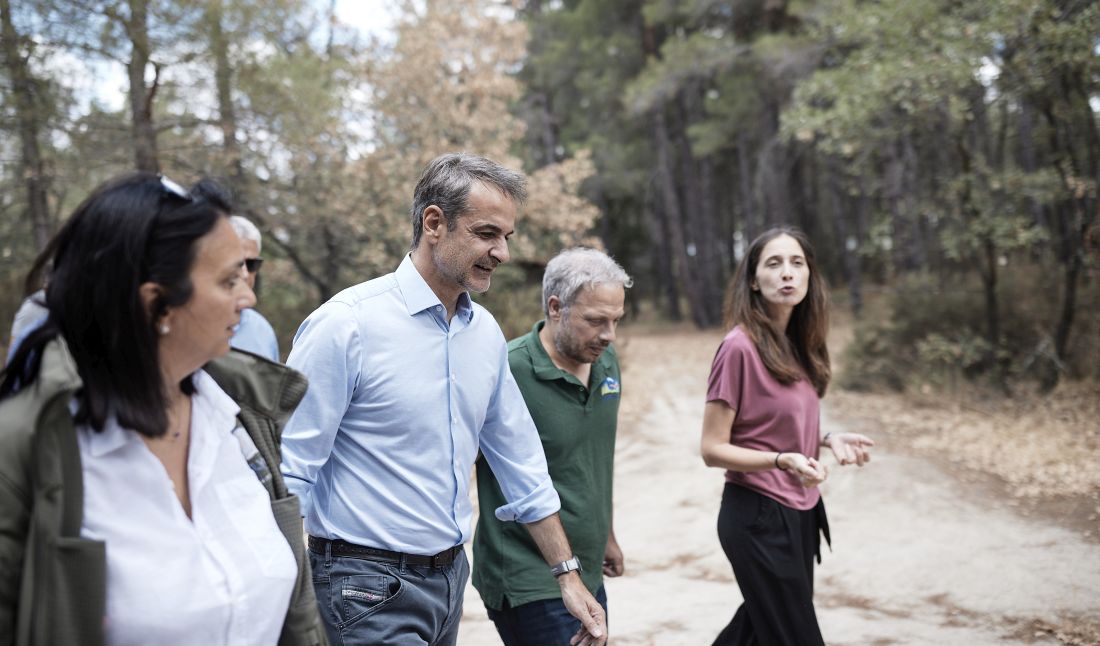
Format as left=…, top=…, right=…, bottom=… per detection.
left=1, top=0, right=1097, bottom=392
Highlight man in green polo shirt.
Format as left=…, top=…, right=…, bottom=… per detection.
left=473, top=247, right=632, bottom=645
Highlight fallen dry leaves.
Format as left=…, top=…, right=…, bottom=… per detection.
left=827, top=382, right=1100, bottom=501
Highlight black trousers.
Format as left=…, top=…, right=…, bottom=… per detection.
left=713, top=484, right=830, bottom=646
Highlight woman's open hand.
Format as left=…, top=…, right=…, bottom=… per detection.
left=825, top=432, right=875, bottom=466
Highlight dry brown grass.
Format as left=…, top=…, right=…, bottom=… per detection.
left=827, top=383, right=1100, bottom=499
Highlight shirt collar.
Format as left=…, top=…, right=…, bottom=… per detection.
left=526, top=320, right=579, bottom=383
left=82, top=404, right=131, bottom=458
left=525, top=319, right=614, bottom=388
left=82, top=370, right=241, bottom=458
left=394, top=253, right=475, bottom=324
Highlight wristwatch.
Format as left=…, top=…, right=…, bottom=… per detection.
left=550, top=556, right=583, bottom=578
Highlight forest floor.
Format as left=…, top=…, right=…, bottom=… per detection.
left=457, top=316, right=1100, bottom=645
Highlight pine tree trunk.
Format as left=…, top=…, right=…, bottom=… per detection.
left=830, top=165, right=862, bottom=317
left=673, top=92, right=722, bottom=326
left=209, top=0, right=243, bottom=183
left=648, top=201, right=682, bottom=321
left=126, top=0, right=159, bottom=173
left=653, top=108, right=707, bottom=326
left=737, top=132, right=757, bottom=247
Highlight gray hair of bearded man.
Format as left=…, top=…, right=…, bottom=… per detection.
left=542, top=247, right=633, bottom=315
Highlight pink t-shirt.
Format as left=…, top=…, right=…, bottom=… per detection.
left=706, top=326, right=821, bottom=510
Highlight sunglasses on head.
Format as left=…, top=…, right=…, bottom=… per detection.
left=158, top=175, right=193, bottom=201
left=244, top=258, right=264, bottom=273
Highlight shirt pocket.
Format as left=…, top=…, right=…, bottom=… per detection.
left=215, top=476, right=296, bottom=580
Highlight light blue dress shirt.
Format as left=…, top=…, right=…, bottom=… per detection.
left=280, top=254, right=560, bottom=554
left=230, top=308, right=280, bottom=362
left=6, top=291, right=48, bottom=364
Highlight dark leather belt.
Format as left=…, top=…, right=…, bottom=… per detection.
left=308, top=536, right=463, bottom=568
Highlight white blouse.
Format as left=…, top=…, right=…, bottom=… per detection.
left=77, top=370, right=297, bottom=646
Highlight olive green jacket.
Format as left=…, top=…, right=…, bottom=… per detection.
left=0, top=341, right=327, bottom=646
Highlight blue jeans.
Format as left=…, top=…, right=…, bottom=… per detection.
left=485, top=586, right=608, bottom=646
left=309, top=544, right=469, bottom=646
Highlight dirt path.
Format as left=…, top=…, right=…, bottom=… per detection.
left=458, top=326, right=1100, bottom=645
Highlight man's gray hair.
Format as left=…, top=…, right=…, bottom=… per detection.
left=229, top=215, right=262, bottom=252
left=410, top=153, right=528, bottom=248
left=543, top=247, right=633, bottom=315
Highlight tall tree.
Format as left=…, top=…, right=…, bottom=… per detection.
left=120, top=0, right=159, bottom=171
left=0, top=0, right=52, bottom=251
left=517, top=0, right=671, bottom=316
left=364, top=0, right=601, bottom=271
left=784, top=0, right=1096, bottom=387
left=206, top=0, right=243, bottom=183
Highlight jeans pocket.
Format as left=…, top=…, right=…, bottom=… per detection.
left=339, top=572, right=403, bottom=627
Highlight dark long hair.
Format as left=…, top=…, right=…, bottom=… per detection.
left=0, top=172, right=232, bottom=437
left=724, top=227, right=831, bottom=396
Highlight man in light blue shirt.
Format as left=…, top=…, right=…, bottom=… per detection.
left=281, top=153, right=607, bottom=646
left=231, top=307, right=278, bottom=360
left=228, top=216, right=280, bottom=361
left=6, top=290, right=48, bottom=364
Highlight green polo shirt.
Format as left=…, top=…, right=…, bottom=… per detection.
left=472, top=320, right=621, bottom=610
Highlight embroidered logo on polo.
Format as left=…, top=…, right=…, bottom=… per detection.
left=599, top=377, right=620, bottom=399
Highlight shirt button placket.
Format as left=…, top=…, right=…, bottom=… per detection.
left=446, top=340, right=463, bottom=521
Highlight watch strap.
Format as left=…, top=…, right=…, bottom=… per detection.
left=550, top=555, right=583, bottom=578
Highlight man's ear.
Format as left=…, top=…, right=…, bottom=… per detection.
left=547, top=295, right=564, bottom=321
left=421, top=205, right=445, bottom=243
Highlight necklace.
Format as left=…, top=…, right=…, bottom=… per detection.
left=165, top=393, right=192, bottom=442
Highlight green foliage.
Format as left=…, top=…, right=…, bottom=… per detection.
left=515, top=0, right=656, bottom=297
left=914, top=332, right=994, bottom=385
left=839, top=323, right=908, bottom=392
left=939, top=165, right=1053, bottom=264
left=686, top=66, right=765, bottom=156
left=840, top=260, right=1100, bottom=392
left=1, top=0, right=1097, bottom=384
left=783, top=0, right=984, bottom=149
left=623, top=31, right=746, bottom=115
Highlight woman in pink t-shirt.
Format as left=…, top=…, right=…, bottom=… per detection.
left=701, top=227, right=874, bottom=646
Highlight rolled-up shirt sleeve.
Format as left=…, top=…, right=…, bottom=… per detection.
left=478, top=344, right=561, bottom=524
left=280, top=301, right=362, bottom=517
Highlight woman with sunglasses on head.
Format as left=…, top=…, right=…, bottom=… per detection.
left=700, top=227, right=874, bottom=646
left=0, top=173, right=326, bottom=646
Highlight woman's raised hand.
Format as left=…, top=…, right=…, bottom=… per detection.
left=825, top=432, right=875, bottom=466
